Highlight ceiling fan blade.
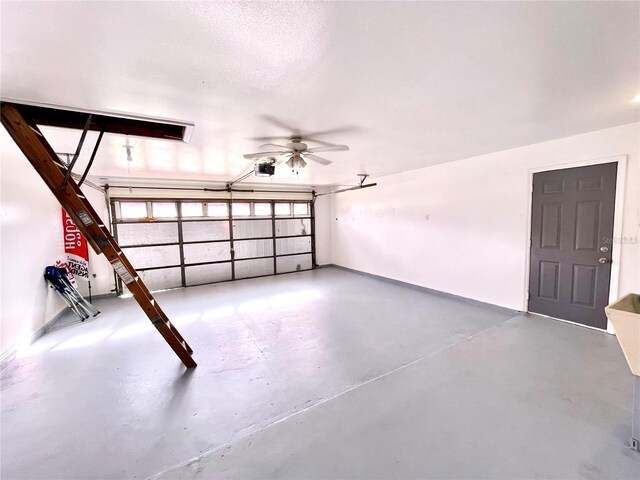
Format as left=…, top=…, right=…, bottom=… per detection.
left=259, top=143, right=292, bottom=150
left=303, top=125, right=360, bottom=138
left=249, top=135, right=293, bottom=142
left=306, top=145, right=349, bottom=153
left=259, top=115, right=302, bottom=135
left=304, top=153, right=332, bottom=166
left=253, top=116, right=360, bottom=141
left=243, top=151, right=291, bottom=159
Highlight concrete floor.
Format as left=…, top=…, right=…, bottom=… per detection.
left=1, top=267, right=638, bottom=479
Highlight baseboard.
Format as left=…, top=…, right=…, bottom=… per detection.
left=327, top=264, right=519, bottom=316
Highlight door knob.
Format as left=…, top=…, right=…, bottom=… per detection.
left=598, top=257, right=609, bottom=264
left=599, top=246, right=609, bottom=253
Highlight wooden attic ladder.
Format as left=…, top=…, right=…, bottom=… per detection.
left=1, top=102, right=196, bottom=368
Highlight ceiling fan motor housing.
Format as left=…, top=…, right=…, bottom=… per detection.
left=287, top=137, right=307, bottom=151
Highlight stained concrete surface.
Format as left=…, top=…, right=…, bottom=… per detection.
left=1, top=268, right=637, bottom=479
left=156, top=313, right=640, bottom=479
left=1, top=268, right=513, bottom=479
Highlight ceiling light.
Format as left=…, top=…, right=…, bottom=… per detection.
left=633, top=93, right=640, bottom=103
left=123, top=137, right=134, bottom=162
left=286, top=155, right=306, bottom=172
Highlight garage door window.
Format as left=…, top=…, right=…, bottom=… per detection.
left=232, top=203, right=251, bottom=217
left=119, top=202, right=148, bottom=219
left=151, top=202, right=177, bottom=218
left=206, top=202, right=228, bottom=218
left=254, top=203, right=271, bottom=216
left=274, top=202, right=291, bottom=216
left=293, top=203, right=308, bottom=216
left=181, top=202, right=203, bottom=217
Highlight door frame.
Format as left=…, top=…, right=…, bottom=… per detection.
left=523, top=154, right=628, bottom=333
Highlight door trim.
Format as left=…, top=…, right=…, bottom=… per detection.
left=523, top=154, right=628, bottom=333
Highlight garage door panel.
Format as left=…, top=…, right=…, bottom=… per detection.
left=235, top=258, right=274, bottom=279
left=276, top=237, right=311, bottom=255
left=121, top=244, right=181, bottom=269
left=234, top=239, right=273, bottom=259
left=277, top=254, right=312, bottom=273
left=275, top=218, right=311, bottom=237
left=138, top=267, right=182, bottom=291
left=117, top=222, right=178, bottom=247
left=233, top=219, right=272, bottom=239
left=183, top=242, right=231, bottom=264
left=185, top=263, right=232, bottom=286
left=182, top=221, right=230, bottom=242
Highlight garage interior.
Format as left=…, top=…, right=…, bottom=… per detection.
left=1, top=2, right=639, bottom=479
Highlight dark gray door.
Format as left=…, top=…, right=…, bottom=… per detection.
left=528, top=162, right=617, bottom=329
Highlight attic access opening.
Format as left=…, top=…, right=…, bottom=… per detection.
left=7, top=99, right=194, bottom=141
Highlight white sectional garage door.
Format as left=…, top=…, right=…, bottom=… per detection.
left=111, top=198, right=314, bottom=292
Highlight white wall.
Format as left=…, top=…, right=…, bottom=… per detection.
left=0, top=130, right=116, bottom=357
left=331, top=123, right=640, bottom=311
left=1, top=129, right=68, bottom=354
left=313, top=193, right=332, bottom=266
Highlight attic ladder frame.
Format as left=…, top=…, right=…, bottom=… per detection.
left=1, top=102, right=196, bottom=368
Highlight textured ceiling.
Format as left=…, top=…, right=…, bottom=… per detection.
left=1, top=1, right=639, bottom=186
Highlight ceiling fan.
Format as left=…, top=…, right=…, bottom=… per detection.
left=243, top=136, right=348, bottom=170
